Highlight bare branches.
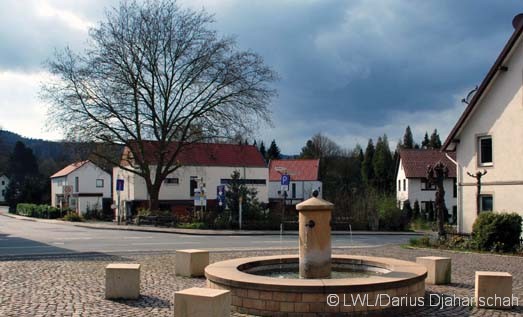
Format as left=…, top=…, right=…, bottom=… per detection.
left=42, top=0, right=276, bottom=209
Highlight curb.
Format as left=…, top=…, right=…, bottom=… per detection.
left=0, top=212, right=424, bottom=237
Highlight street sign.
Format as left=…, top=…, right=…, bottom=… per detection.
left=194, top=189, right=207, bottom=206
left=216, top=185, right=226, bottom=207
left=281, top=174, right=290, bottom=186
left=116, top=179, right=124, bottom=191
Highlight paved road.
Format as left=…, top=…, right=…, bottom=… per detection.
left=0, top=213, right=414, bottom=257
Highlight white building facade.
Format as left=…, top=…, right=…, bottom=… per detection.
left=50, top=161, right=112, bottom=215
left=396, top=150, right=457, bottom=222
left=268, top=159, right=322, bottom=204
left=0, top=175, right=9, bottom=203
left=443, top=14, right=523, bottom=233
left=113, top=142, right=268, bottom=215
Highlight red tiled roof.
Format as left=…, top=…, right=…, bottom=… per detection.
left=399, top=150, right=456, bottom=178
left=50, top=160, right=89, bottom=178
left=269, top=159, right=320, bottom=181
left=122, top=142, right=266, bottom=167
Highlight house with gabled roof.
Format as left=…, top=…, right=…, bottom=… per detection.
left=442, top=14, right=523, bottom=233
left=396, top=150, right=457, bottom=222
left=268, top=159, right=322, bottom=204
left=50, top=160, right=112, bottom=214
left=113, top=142, right=268, bottom=215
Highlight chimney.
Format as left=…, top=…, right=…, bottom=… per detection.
left=512, top=13, right=523, bottom=30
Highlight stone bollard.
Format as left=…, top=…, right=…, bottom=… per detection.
left=416, top=256, right=451, bottom=285
left=105, top=263, right=141, bottom=299
left=296, top=192, right=334, bottom=279
left=175, top=249, right=209, bottom=277
left=475, top=271, right=513, bottom=309
left=174, top=287, right=230, bottom=317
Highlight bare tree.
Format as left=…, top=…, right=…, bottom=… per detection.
left=427, top=161, right=449, bottom=238
left=42, top=0, right=277, bottom=210
left=467, top=170, right=487, bottom=215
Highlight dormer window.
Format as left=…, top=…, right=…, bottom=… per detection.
left=478, top=136, right=493, bottom=166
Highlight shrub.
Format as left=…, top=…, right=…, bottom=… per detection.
left=16, top=203, right=61, bottom=219
left=63, top=212, right=83, bottom=222
left=409, top=235, right=431, bottom=247
left=472, top=212, right=522, bottom=252
left=377, top=196, right=404, bottom=230
left=176, top=222, right=207, bottom=229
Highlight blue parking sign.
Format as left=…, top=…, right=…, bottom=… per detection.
left=281, top=174, right=290, bottom=186
left=116, top=179, right=124, bottom=191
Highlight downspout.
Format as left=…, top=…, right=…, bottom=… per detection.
left=445, top=152, right=461, bottom=233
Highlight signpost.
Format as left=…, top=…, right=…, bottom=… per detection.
left=281, top=174, right=290, bottom=191
left=116, top=179, right=124, bottom=224
left=216, top=185, right=226, bottom=208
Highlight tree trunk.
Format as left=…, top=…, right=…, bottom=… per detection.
left=148, top=184, right=160, bottom=211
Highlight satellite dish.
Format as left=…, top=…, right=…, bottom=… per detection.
left=461, top=86, right=478, bottom=105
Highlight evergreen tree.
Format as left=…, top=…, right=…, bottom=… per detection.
left=421, top=132, right=430, bottom=149
left=259, top=141, right=266, bottom=159
left=225, top=170, right=263, bottom=227
left=429, top=129, right=442, bottom=149
left=372, top=135, right=393, bottom=192
left=253, top=140, right=257, bottom=148
left=402, top=126, right=414, bottom=149
left=412, top=200, right=421, bottom=219
left=266, top=140, right=281, bottom=160
left=361, top=139, right=375, bottom=186
left=5, top=141, right=44, bottom=208
left=401, top=200, right=413, bottom=226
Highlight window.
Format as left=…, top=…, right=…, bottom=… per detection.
left=190, top=177, right=198, bottom=196
left=421, top=178, right=435, bottom=190
left=96, top=179, right=104, bottom=188
left=453, top=179, right=457, bottom=198
left=164, top=178, right=179, bottom=185
left=403, top=179, right=406, bottom=191
left=220, top=179, right=267, bottom=185
left=1, top=189, right=4, bottom=196
left=74, top=177, right=79, bottom=192
left=480, top=195, right=493, bottom=212
left=478, top=136, right=493, bottom=166
left=291, top=183, right=296, bottom=199
left=398, top=180, right=401, bottom=191
left=1, top=181, right=4, bottom=185
left=452, top=206, right=457, bottom=225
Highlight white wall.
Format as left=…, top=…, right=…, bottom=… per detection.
left=268, top=180, right=322, bottom=200
left=114, top=165, right=269, bottom=204
left=454, top=35, right=523, bottom=232
left=396, top=159, right=457, bottom=211
left=0, top=175, right=8, bottom=203
left=51, top=162, right=111, bottom=214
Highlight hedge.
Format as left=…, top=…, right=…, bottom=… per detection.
left=472, top=212, right=522, bottom=252
left=16, top=203, right=61, bottom=219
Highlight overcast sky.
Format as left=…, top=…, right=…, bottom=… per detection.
left=0, top=0, right=521, bottom=153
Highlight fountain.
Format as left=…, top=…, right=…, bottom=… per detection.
left=205, top=193, right=427, bottom=315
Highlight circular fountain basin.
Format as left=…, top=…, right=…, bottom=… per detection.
left=205, top=255, right=427, bottom=316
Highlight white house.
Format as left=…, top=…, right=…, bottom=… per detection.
left=268, top=159, right=322, bottom=204
left=443, top=14, right=523, bottom=233
left=0, top=174, right=9, bottom=203
left=396, top=150, right=457, bottom=222
left=50, top=161, right=112, bottom=215
left=113, top=142, right=268, bottom=216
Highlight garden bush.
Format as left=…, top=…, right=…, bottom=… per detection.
left=472, top=212, right=522, bottom=252
left=377, top=196, right=404, bottom=230
left=16, top=203, right=61, bottom=219
left=63, top=212, right=83, bottom=222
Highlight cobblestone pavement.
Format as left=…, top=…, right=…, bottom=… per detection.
left=0, top=246, right=522, bottom=316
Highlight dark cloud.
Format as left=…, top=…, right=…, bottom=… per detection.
left=1, top=0, right=522, bottom=152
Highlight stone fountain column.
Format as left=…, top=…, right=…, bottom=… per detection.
left=296, top=192, right=334, bottom=279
